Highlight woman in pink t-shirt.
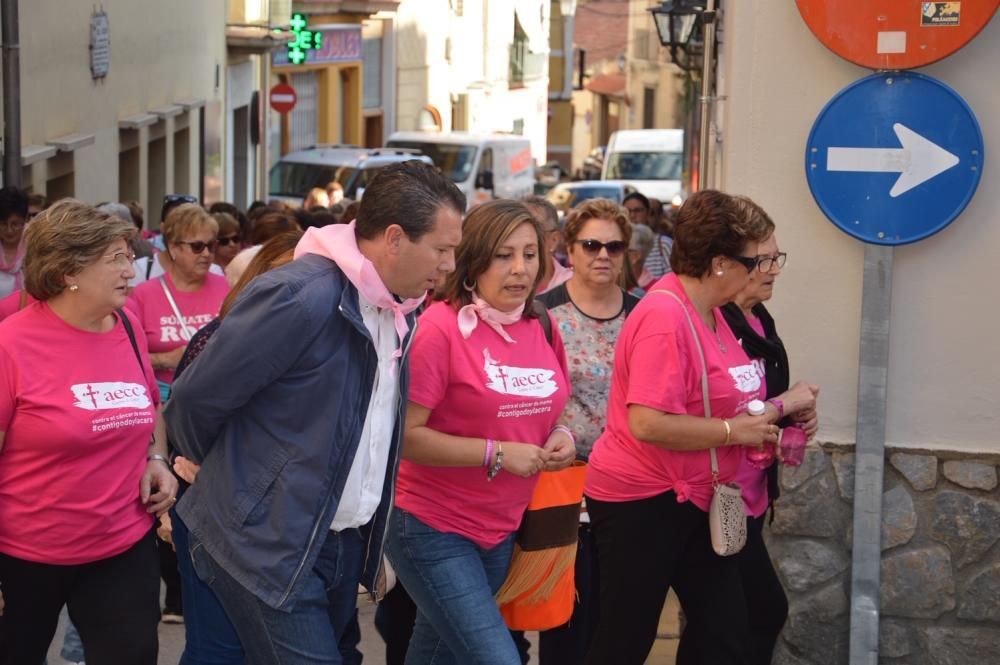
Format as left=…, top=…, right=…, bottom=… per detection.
left=0, top=200, right=177, bottom=664
left=582, top=191, right=817, bottom=665
left=128, top=204, right=229, bottom=397
left=385, top=200, right=575, bottom=665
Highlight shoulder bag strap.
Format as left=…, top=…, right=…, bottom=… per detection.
left=532, top=299, right=554, bottom=348
left=117, top=308, right=144, bottom=370
left=648, top=289, right=720, bottom=481
left=159, top=276, right=193, bottom=338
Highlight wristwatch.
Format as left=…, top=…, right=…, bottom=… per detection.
left=767, top=399, right=784, bottom=420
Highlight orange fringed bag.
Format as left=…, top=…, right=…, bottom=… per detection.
left=496, top=460, right=587, bottom=631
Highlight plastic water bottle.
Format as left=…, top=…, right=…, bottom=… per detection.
left=779, top=425, right=807, bottom=466
left=745, top=399, right=776, bottom=470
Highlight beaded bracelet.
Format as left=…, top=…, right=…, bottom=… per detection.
left=487, top=442, right=504, bottom=481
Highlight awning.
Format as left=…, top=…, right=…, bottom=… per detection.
left=585, top=73, right=626, bottom=99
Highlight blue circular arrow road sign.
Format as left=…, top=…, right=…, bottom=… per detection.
left=805, top=72, right=984, bottom=246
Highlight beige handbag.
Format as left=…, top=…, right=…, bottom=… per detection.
left=652, top=290, right=747, bottom=557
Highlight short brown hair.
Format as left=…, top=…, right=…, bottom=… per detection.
left=212, top=212, right=241, bottom=238
left=23, top=199, right=136, bottom=300
left=250, top=209, right=298, bottom=245
left=162, top=203, right=217, bottom=246
left=563, top=199, right=632, bottom=248
left=438, top=199, right=544, bottom=315
left=125, top=201, right=145, bottom=230
left=670, top=190, right=775, bottom=277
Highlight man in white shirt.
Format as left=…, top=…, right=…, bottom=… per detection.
left=166, top=162, right=465, bottom=665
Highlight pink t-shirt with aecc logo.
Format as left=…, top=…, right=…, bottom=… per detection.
left=395, top=301, right=571, bottom=549
left=585, top=274, right=769, bottom=517
left=127, top=272, right=229, bottom=384
left=0, top=304, right=159, bottom=564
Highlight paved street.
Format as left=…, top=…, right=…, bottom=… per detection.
left=46, top=588, right=682, bottom=664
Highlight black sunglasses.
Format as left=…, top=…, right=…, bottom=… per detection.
left=578, top=239, right=627, bottom=257
left=177, top=240, right=219, bottom=254
left=217, top=235, right=241, bottom=247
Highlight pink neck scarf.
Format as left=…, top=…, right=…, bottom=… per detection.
left=538, top=256, right=573, bottom=294
left=294, top=222, right=425, bottom=359
left=457, top=293, right=523, bottom=343
left=0, top=239, right=25, bottom=291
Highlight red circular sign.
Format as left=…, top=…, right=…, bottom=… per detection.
left=269, top=83, right=297, bottom=114
left=796, top=0, right=1000, bottom=70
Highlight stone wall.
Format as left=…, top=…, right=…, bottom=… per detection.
left=765, top=445, right=1000, bottom=665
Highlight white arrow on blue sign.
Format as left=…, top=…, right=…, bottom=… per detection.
left=806, top=72, right=984, bottom=245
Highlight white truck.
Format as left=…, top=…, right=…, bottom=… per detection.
left=386, top=132, right=535, bottom=208
left=601, top=129, right=685, bottom=202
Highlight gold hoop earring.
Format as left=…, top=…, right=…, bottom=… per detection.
left=463, top=278, right=476, bottom=292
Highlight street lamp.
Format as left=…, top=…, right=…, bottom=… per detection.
left=649, top=0, right=719, bottom=190
left=649, top=1, right=706, bottom=72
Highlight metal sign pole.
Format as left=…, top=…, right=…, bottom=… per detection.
left=848, top=243, right=893, bottom=664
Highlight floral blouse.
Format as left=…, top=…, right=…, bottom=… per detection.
left=537, top=283, right=639, bottom=458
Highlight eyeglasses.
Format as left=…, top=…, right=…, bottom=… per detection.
left=577, top=239, right=627, bottom=257
left=163, top=194, right=198, bottom=205
left=217, top=235, right=241, bottom=247
left=728, top=255, right=760, bottom=273
left=103, top=250, right=137, bottom=268
left=755, top=252, right=787, bottom=272
left=177, top=240, right=219, bottom=254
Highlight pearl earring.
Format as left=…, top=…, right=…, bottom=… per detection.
left=715, top=270, right=724, bottom=276
left=68, top=284, right=79, bottom=292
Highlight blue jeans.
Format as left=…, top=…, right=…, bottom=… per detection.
left=385, top=509, right=518, bottom=665
left=173, top=507, right=245, bottom=664
left=188, top=528, right=364, bottom=665
left=60, top=620, right=84, bottom=662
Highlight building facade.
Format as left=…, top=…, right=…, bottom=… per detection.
left=5, top=0, right=226, bottom=225
left=393, top=0, right=551, bottom=165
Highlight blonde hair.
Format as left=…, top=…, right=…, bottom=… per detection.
left=23, top=199, right=136, bottom=300
left=563, top=199, right=632, bottom=248
left=161, top=203, right=217, bottom=246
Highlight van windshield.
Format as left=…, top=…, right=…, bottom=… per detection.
left=605, top=152, right=682, bottom=180
left=269, top=162, right=340, bottom=197
left=387, top=142, right=478, bottom=183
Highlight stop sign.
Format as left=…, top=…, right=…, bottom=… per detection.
left=270, top=83, right=297, bottom=114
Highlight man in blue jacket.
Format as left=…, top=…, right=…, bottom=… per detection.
left=165, top=161, right=465, bottom=664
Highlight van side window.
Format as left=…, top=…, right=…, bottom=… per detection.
left=479, top=148, right=493, bottom=176
left=475, top=148, right=495, bottom=191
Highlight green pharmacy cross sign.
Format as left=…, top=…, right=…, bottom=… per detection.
left=288, top=13, right=322, bottom=65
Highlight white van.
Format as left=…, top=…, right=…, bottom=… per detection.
left=386, top=132, right=535, bottom=208
left=601, top=129, right=685, bottom=202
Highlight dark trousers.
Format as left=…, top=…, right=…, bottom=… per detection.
left=0, top=529, right=160, bottom=665
left=584, top=491, right=751, bottom=665
left=676, top=515, right=788, bottom=665
left=538, top=523, right=600, bottom=665
left=160, top=530, right=183, bottom=613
